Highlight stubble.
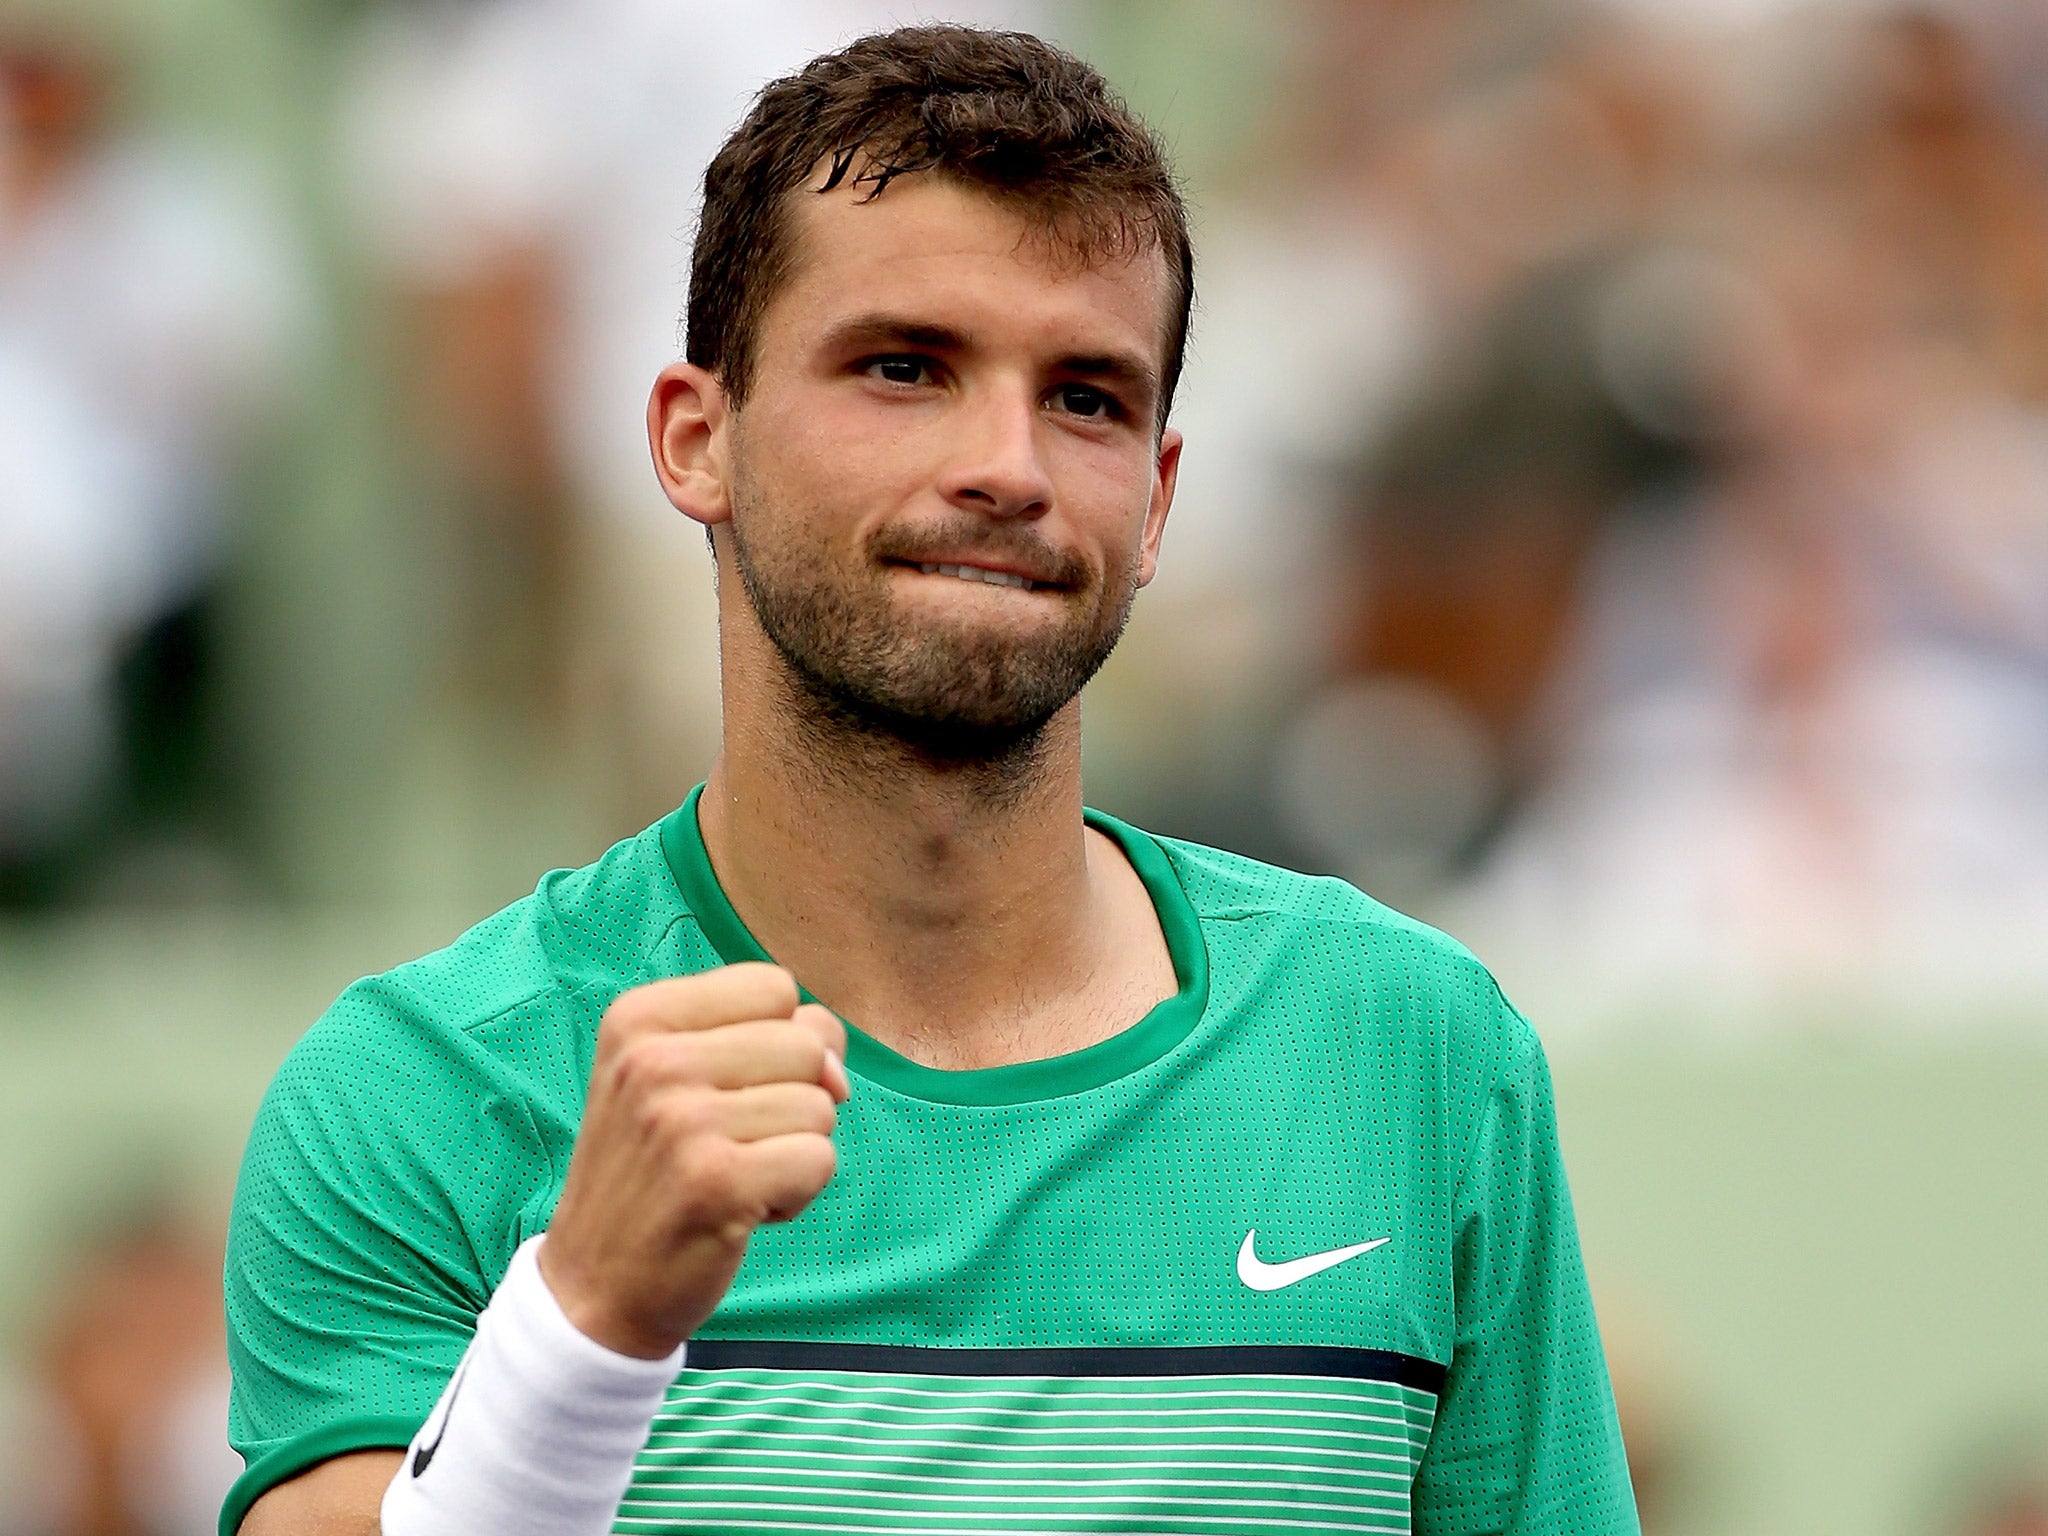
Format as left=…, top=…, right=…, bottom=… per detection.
left=725, top=465, right=1140, bottom=791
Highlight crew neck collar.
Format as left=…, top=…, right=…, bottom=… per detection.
left=658, top=784, right=1209, bottom=1105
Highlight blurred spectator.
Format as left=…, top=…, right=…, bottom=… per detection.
left=0, top=19, right=306, bottom=904
left=1282, top=256, right=1698, bottom=904
left=7, top=1213, right=238, bottom=1536
left=1229, top=8, right=1708, bottom=895
left=1852, top=7, right=2048, bottom=401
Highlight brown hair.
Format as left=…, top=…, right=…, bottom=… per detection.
left=686, top=25, right=1193, bottom=427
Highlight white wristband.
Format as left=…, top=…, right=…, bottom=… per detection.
left=380, top=1234, right=685, bottom=1536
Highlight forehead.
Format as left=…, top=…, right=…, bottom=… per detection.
left=760, top=170, right=1174, bottom=367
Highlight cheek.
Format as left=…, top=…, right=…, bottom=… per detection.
left=745, top=393, right=931, bottom=530
left=1056, top=444, right=1158, bottom=547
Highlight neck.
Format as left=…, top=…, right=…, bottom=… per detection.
left=699, top=671, right=1118, bottom=1065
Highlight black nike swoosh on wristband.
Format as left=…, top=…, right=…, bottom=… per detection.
left=411, top=1357, right=471, bottom=1478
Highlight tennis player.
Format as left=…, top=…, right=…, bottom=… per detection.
left=224, top=25, right=1638, bottom=1536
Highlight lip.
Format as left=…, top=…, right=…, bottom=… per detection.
left=883, top=555, right=1067, bottom=590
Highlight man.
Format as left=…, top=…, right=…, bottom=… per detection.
left=223, top=25, right=1638, bottom=1536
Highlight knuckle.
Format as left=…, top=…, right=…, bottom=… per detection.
left=655, top=1086, right=714, bottom=1140
left=677, top=1136, right=736, bottom=1200
left=727, top=962, right=802, bottom=1013
left=610, top=1033, right=677, bottom=1092
left=663, top=1032, right=706, bottom=1080
left=599, top=1049, right=642, bottom=1102
left=799, top=1086, right=838, bottom=1135
left=695, top=963, right=799, bottom=1026
left=596, top=994, right=646, bottom=1050
left=794, top=1001, right=843, bottom=1043
left=737, top=1022, right=818, bottom=1078
left=780, top=1028, right=828, bottom=1077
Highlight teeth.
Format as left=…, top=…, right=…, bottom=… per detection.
left=916, top=562, right=1035, bottom=590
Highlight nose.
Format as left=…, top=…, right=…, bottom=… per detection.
left=936, top=378, right=1054, bottom=520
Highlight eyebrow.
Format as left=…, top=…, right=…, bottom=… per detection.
left=821, top=315, right=968, bottom=355
left=818, top=312, right=1162, bottom=406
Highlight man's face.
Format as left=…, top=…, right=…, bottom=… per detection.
left=718, top=172, right=1181, bottom=757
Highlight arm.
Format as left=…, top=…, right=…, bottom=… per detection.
left=241, top=1451, right=401, bottom=1535
left=224, top=964, right=846, bottom=1533
left=1411, top=1010, right=1639, bottom=1536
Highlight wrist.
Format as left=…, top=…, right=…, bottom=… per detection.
left=382, top=1235, right=684, bottom=1536
left=534, top=1235, right=688, bottom=1361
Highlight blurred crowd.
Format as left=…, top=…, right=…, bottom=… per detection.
left=0, top=12, right=305, bottom=906
left=3, top=4, right=2047, bottom=1531
left=1141, top=0, right=2048, bottom=996
left=6, top=0, right=2046, bottom=1000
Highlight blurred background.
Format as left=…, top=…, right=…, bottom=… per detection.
left=0, top=0, right=2044, bottom=1531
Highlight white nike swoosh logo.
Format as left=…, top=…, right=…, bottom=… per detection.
left=1236, top=1229, right=1391, bottom=1291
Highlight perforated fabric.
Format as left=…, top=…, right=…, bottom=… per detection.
left=221, top=786, right=1637, bottom=1535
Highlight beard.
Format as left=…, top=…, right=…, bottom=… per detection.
left=727, top=484, right=1140, bottom=768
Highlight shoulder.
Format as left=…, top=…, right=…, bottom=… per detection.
left=394, top=819, right=696, bottom=1028
left=1154, top=831, right=1520, bottom=1006
left=1148, top=829, right=1537, bottom=1079
left=261, top=820, right=693, bottom=1144
left=326, top=819, right=683, bottom=1035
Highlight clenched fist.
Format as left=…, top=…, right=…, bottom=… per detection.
left=537, top=963, right=849, bottom=1359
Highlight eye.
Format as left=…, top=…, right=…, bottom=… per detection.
left=1052, top=384, right=1117, bottom=420
left=867, top=356, right=934, bottom=387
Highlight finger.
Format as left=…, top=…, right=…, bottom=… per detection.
left=732, top=1133, right=838, bottom=1224
left=668, top=1021, right=830, bottom=1090
left=792, top=1004, right=851, bottom=1101
left=604, top=964, right=799, bottom=1041
left=704, top=1081, right=838, bottom=1142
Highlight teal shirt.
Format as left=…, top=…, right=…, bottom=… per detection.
left=223, top=789, right=1638, bottom=1535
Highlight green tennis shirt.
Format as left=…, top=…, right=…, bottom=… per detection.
left=223, top=788, right=1638, bottom=1535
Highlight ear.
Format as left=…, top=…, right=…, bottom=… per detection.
left=1136, top=426, right=1182, bottom=588
left=648, top=362, right=733, bottom=526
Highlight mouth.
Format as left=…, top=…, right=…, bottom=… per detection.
left=887, top=559, right=1061, bottom=593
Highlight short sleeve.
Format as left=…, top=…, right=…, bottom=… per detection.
left=1411, top=1007, right=1639, bottom=1536
left=221, top=974, right=552, bottom=1533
